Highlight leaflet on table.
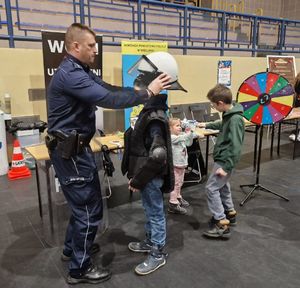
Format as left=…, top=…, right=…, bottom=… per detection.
left=204, top=129, right=220, bottom=133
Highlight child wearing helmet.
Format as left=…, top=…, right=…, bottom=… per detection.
left=122, top=51, right=187, bottom=275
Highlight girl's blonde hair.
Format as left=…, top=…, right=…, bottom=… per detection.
left=169, top=117, right=181, bottom=128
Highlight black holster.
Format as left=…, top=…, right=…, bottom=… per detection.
left=46, top=130, right=86, bottom=159
left=56, top=130, right=77, bottom=159
left=45, top=134, right=57, bottom=151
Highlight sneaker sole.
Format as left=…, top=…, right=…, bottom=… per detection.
left=67, top=274, right=111, bottom=285
left=128, top=246, right=151, bottom=253
left=167, top=209, right=187, bottom=215
left=134, top=259, right=166, bottom=275
left=202, top=232, right=231, bottom=239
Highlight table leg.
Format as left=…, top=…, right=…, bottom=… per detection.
left=277, top=122, right=282, bottom=155
left=205, top=135, right=209, bottom=175
left=35, top=162, right=43, bottom=218
left=45, top=160, right=54, bottom=233
left=293, top=120, right=299, bottom=160
left=270, top=124, right=275, bottom=157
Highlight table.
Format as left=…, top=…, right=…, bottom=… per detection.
left=25, top=134, right=124, bottom=232
left=270, top=108, right=300, bottom=159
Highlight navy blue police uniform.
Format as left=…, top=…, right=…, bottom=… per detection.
left=47, top=54, right=150, bottom=277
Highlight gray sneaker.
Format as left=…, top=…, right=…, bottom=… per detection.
left=178, top=197, right=190, bottom=207
left=135, top=254, right=166, bottom=275
left=225, top=209, right=237, bottom=226
left=168, top=203, right=187, bottom=215
left=203, top=218, right=231, bottom=239
left=128, top=239, right=152, bottom=253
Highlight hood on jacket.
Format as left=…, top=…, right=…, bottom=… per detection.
left=223, top=102, right=244, bottom=118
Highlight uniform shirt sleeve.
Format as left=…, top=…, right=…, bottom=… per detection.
left=62, top=68, right=149, bottom=109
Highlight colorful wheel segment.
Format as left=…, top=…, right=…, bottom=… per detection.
left=237, top=72, right=294, bottom=125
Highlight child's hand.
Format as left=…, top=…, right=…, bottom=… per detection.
left=215, top=167, right=227, bottom=177
left=197, top=122, right=206, bottom=128
left=128, top=179, right=140, bottom=193
left=185, top=127, right=192, bottom=133
left=198, top=133, right=205, bottom=139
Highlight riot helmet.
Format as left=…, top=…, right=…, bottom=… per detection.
left=128, top=51, right=187, bottom=92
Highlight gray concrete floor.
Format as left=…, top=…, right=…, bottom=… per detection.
left=1, top=126, right=300, bottom=288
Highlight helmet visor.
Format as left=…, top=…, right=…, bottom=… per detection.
left=169, top=80, right=187, bottom=92
left=127, top=55, right=158, bottom=79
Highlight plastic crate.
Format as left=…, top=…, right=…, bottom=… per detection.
left=16, top=129, right=40, bottom=147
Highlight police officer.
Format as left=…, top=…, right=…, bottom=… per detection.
left=46, top=23, right=171, bottom=285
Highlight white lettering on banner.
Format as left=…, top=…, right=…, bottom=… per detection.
left=48, top=68, right=57, bottom=76
left=91, top=69, right=101, bottom=77
left=47, top=40, right=65, bottom=53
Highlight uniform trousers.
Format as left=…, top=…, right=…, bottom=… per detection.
left=50, top=146, right=103, bottom=276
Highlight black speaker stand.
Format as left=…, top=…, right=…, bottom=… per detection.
left=240, top=125, right=289, bottom=206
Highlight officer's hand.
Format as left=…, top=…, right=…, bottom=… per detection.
left=147, top=73, right=171, bottom=96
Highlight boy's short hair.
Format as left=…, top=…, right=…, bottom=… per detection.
left=207, top=84, right=232, bottom=104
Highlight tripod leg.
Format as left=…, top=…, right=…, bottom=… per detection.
left=259, top=185, right=289, bottom=201
left=240, top=185, right=258, bottom=206
left=240, top=184, right=255, bottom=189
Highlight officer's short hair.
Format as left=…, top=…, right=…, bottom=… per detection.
left=65, top=23, right=96, bottom=50
left=207, top=84, right=232, bottom=104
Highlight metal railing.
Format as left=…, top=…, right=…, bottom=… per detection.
left=0, top=0, right=300, bottom=56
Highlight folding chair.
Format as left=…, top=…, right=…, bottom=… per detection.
left=169, top=105, right=186, bottom=120
left=184, top=137, right=206, bottom=183
left=203, top=112, right=220, bottom=122
left=189, top=104, right=207, bottom=122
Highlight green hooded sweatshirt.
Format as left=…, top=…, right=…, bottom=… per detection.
left=206, top=103, right=245, bottom=173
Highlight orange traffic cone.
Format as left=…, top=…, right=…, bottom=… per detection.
left=8, top=139, right=31, bottom=180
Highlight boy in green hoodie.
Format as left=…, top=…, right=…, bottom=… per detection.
left=198, top=84, right=245, bottom=239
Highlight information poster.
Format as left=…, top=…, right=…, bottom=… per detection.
left=217, top=60, right=232, bottom=88
left=267, top=55, right=296, bottom=85
left=121, top=41, right=168, bottom=130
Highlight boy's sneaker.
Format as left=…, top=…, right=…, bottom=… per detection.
left=168, top=203, right=187, bottom=215
left=135, top=254, right=166, bottom=275
left=178, top=197, right=190, bottom=207
left=128, top=239, right=152, bottom=253
left=203, top=218, right=231, bottom=239
left=225, top=209, right=237, bottom=226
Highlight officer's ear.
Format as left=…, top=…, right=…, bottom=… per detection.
left=71, top=41, right=80, bottom=53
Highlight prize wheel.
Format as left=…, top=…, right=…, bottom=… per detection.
left=237, top=72, right=294, bottom=125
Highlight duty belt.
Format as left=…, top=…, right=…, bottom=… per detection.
left=45, top=130, right=90, bottom=159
